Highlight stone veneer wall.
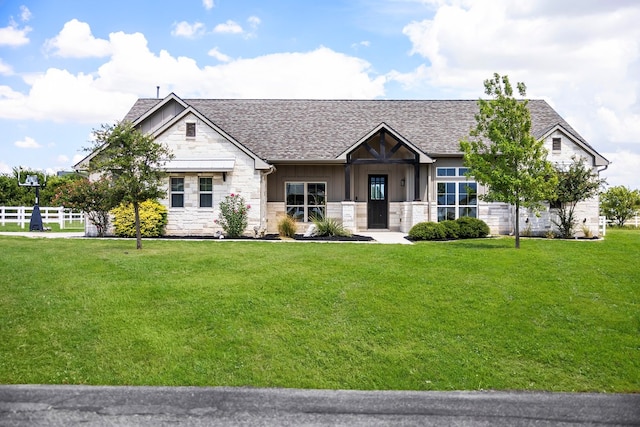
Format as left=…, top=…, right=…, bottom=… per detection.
left=155, top=114, right=263, bottom=236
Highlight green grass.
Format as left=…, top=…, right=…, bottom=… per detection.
left=0, top=221, right=85, bottom=232
left=0, top=230, right=638, bottom=392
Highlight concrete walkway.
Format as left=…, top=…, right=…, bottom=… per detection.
left=358, top=231, right=412, bottom=244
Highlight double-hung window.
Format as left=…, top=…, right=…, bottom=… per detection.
left=285, top=182, right=326, bottom=221
left=437, top=182, right=478, bottom=221
left=170, top=177, right=184, bottom=208
left=199, top=177, right=213, bottom=208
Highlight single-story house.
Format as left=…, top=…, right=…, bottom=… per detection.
left=75, top=93, right=609, bottom=237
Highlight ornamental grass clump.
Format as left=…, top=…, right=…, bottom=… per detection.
left=216, top=194, right=250, bottom=238
left=277, top=215, right=297, bottom=238
left=311, top=215, right=351, bottom=237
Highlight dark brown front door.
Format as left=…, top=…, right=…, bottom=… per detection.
left=368, top=175, right=388, bottom=229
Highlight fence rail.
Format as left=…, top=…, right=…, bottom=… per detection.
left=599, top=215, right=639, bottom=237
left=0, top=206, right=84, bottom=229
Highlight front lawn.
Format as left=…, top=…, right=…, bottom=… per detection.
left=0, top=230, right=638, bottom=391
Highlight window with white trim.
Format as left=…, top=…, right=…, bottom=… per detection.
left=437, top=167, right=470, bottom=177
left=285, top=182, right=326, bottom=221
left=199, top=177, right=213, bottom=208
left=437, top=182, right=478, bottom=221
left=170, top=177, right=184, bottom=208
left=436, top=167, right=456, bottom=177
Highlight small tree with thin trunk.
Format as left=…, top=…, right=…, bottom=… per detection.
left=600, top=185, right=640, bottom=226
left=87, top=121, right=173, bottom=249
left=52, top=177, right=118, bottom=237
left=551, top=156, right=605, bottom=238
left=460, top=73, right=557, bottom=249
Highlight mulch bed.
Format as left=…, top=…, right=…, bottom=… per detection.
left=292, top=234, right=374, bottom=242
left=137, top=234, right=374, bottom=241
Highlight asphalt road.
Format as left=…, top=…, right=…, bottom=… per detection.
left=1, top=385, right=639, bottom=426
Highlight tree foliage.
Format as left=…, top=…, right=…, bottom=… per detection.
left=600, top=186, right=640, bottom=226
left=86, top=121, right=173, bottom=248
left=0, top=170, right=82, bottom=206
left=52, top=177, right=118, bottom=237
left=460, top=73, right=557, bottom=248
left=551, top=156, right=605, bottom=238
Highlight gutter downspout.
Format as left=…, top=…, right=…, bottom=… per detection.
left=260, top=165, right=277, bottom=232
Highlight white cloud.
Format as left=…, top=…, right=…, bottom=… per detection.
left=0, top=24, right=385, bottom=123
left=44, top=19, right=111, bottom=58
left=20, top=6, right=32, bottom=22
left=0, top=19, right=31, bottom=47
left=248, top=16, right=261, bottom=28
left=397, top=0, right=640, bottom=154
left=203, top=0, right=214, bottom=10
left=15, top=136, right=41, bottom=149
left=0, top=67, right=137, bottom=123
left=0, top=59, right=13, bottom=75
left=213, top=20, right=243, bottom=34
left=601, top=150, right=640, bottom=190
left=171, top=21, right=206, bottom=38
left=0, top=161, right=12, bottom=174
left=56, top=154, right=69, bottom=163
left=208, top=47, right=231, bottom=62
left=351, top=40, right=371, bottom=50
left=196, top=47, right=386, bottom=98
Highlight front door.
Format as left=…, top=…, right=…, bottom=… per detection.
left=368, top=175, right=388, bottom=229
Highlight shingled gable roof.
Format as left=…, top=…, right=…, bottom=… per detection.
left=123, top=97, right=599, bottom=163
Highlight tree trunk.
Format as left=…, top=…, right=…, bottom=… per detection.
left=134, top=201, right=142, bottom=250
left=515, top=201, right=520, bottom=249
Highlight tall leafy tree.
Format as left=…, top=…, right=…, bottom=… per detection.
left=552, top=156, right=605, bottom=238
left=0, top=169, right=47, bottom=206
left=460, top=73, right=557, bottom=248
left=86, top=121, right=173, bottom=249
left=600, top=186, right=640, bottom=226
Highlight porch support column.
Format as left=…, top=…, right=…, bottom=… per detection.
left=413, top=160, right=421, bottom=201
left=344, top=163, right=351, bottom=201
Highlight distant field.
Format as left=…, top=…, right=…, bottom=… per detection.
left=0, top=230, right=638, bottom=391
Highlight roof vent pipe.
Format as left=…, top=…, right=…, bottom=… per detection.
left=156, top=86, right=160, bottom=99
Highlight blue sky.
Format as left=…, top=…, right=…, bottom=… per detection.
left=1, top=0, right=639, bottom=189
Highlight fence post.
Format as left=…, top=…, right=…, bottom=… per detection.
left=599, top=216, right=606, bottom=237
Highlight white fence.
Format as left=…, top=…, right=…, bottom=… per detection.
left=599, top=215, right=640, bottom=237
left=0, top=206, right=84, bottom=230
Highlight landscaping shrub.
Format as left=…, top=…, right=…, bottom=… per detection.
left=277, top=215, right=297, bottom=238
left=456, top=216, right=490, bottom=238
left=408, top=222, right=447, bottom=240
left=215, top=194, right=250, bottom=238
left=111, top=199, right=168, bottom=237
left=440, top=220, right=460, bottom=239
left=311, top=215, right=351, bottom=237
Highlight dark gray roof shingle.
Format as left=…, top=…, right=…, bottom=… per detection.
left=123, top=98, right=591, bottom=161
